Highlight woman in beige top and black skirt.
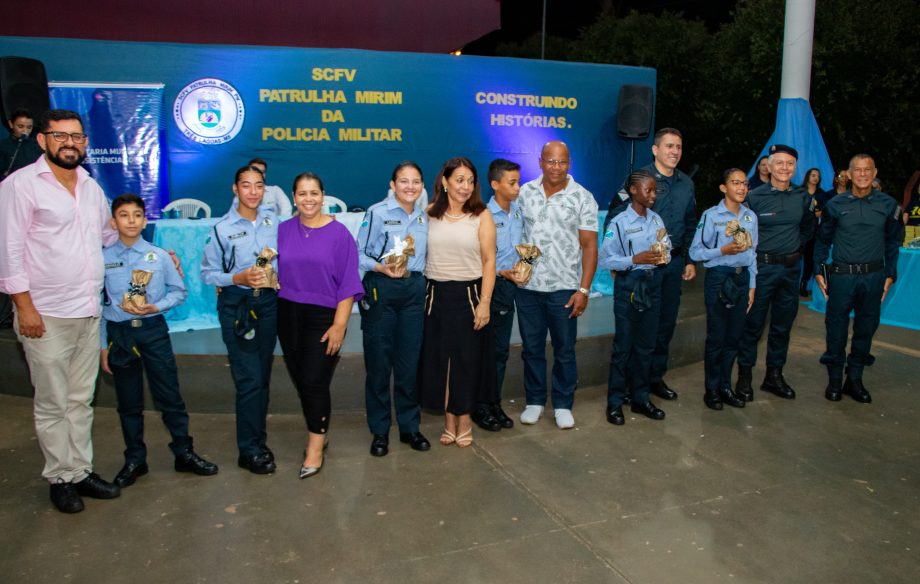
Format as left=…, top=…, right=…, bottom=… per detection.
left=418, top=157, right=497, bottom=448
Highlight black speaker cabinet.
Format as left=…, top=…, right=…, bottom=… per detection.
left=0, top=57, right=50, bottom=124
left=616, top=84, right=653, bottom=140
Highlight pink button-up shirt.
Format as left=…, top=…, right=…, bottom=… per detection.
left=0, top=156, right=117, bottom=318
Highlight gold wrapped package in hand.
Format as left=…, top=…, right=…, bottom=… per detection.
left=122, top=269, right=153, bottom=309
left=648, top=228, right=672, bottom=264
left=255, top=247, right=280, bottom=289
left=512, top=243, right=542, bottom=284
left=724, top=219, right=753, bottom=251
left=380, top=234, right=415, bottom=278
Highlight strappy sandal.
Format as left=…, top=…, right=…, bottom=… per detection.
left=456, top=427, right=473, bottom=448
left=439, top=429, right=457, bottom=446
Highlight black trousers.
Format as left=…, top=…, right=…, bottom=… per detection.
left=107, top=315, right=191, bottom=464
left=278, top=298, right=339, bottom=434
left=820, top=270, right=885, bottom=379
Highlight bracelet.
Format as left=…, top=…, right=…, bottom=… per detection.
left=577, top=287, right=589, bottom=296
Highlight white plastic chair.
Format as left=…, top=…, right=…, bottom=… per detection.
left=162, top=198, right=212, bottom=219
left=322, top=195, right=347, bottom=214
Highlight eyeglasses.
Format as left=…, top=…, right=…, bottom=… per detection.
left=729, top=180, right=748, bottom=187
left=42, top=131, right=88, bottom=144
left=540, top=158, right=569, bottom=167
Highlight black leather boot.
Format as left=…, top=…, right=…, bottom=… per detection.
left=825, top=377, right=843, bottom=401
left=703, top=389, right=723, bottom=411
left=735, top=365, right=754, bottom=402
left=843, top=376, right=872, bottom=403
left=761, top=367, right=795, bottom=399
left=719, top=387, right=746, bottom=408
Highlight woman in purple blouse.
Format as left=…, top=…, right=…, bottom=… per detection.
left=277, top=172, right=363, bottom=479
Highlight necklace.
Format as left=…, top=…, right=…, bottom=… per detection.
left=299, top=222, right=315, bottom=238
left=444, top=210, right=466, bottom=219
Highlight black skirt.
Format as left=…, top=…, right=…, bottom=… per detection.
left=417, top=278, right=497, bottom=415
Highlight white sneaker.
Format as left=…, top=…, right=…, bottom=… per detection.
left=554, top=408, right=575, bottom=429
left=520, top=405, right=544, bottom=425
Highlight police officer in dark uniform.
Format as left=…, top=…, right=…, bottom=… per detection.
left=606, top=128, right=696, bottom=401
left=814, top=154, right=902, bottom=403
left=736, top=144, right=816, bottom=400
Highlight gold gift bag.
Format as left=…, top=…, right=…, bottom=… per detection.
left=255, top=247, right=280, bottom=289
left=648, top=228, right=672, bottom=264
left=122, top=270, right=153, bottom=309
left=512, top=243, right=542, bottom=284
left=725, top=219, right=753, bottom=251
left=380, top=234, right=415, bottom=278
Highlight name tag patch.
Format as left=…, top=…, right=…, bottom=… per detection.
left=228, top=231, right=249, bottom=240
left=105, top=261, right=124, bottom=269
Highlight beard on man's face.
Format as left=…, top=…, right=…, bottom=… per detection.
left=47, top=146, right=86, bottom=170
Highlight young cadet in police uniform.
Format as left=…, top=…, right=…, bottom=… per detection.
left=605, top=128, right=697, bottom=402
left=814, top=154, right=903, bottom=403
left=472, top=159, right=524, bottom=431
left=356, top=161, right=431, bottom=457
left=736, top=144, right=816, bottom=401
left=100, top=194, right=218, bottom=487
left=689, top=169, right=759, bottom=410
left=201, top=165, right=279, bottom=474
left=600, top=170, right=669, bottom=426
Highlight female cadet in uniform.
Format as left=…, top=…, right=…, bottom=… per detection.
left=356, top=161, right=431, bottom=458
left=689, top=168, right=759, bottom=410
left=417, top=157, right=497, bottom=448
left=600, top=170, right=669, bottom=426
left=201, top=165, right=279, bottom=475
left=277, top=172, right=363, bottom=478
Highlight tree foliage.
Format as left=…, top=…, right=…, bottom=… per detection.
left=496, top=0, right=920, bottom=206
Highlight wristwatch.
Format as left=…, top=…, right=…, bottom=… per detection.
left=577, top=287, right=589, bottom=296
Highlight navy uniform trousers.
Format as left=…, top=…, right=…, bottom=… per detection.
left=703, top=267, right=750, bottom=391
left=108, top=314, right=191, bottom=465
left=608, top=269, right=663, bottom=408
left=491, top=277, right=518, bottom=400
left=217, top=286, right=277, bottom=457
left=820, top=270, right=885, bottom=379
left=738, top=262, right=800, bottom=368
left=360, top=271, right=424, bottom=436
left=649, top=255, right=684, bottom=385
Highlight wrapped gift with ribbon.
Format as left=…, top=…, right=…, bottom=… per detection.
left=380, top=234, right=415, bottom=278
left=122, top=269, right=153, bottom=309
left=725, top=219, right=753, bottom=251
left=512, top=243, right=542, bottom=284
left=255, top=247, right=280, bottom=289
left=649, top=227, right=672, bottom=264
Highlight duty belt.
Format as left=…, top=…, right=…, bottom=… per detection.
left=827, top=261, right=884, bottom=275
left=757, top=251, right=801, bottom=266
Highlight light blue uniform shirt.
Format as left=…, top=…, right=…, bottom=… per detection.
left=689, top=200, right=759, bottom=288
left=487, top=197, right=524, bottom=272
left=100, top=238, right=187, bottom=347
left=356, top=196, right=428, bottom=277
left=201, top=206, right=279, bottom=288
left=599, top=205, right=667, bottom=272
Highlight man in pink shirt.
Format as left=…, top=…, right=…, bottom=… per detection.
left=0, top=109, right=121, bottom=513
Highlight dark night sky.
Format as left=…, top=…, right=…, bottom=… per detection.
left=465, top=0, right=740, bottom=53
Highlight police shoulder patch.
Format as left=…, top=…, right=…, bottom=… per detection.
left=144, top=252, right=158, bottom=263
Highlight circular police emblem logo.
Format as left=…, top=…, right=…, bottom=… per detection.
left=174, top=78, right=245, bottom=145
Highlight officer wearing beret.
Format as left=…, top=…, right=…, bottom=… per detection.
left=814, top=154, right=902, bottom=403
left=736, top=144, right=816, bottom=400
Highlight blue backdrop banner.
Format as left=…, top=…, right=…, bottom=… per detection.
left=2, top=37, right=656, bottom=214
left=49, top=82, right=168, bottom=218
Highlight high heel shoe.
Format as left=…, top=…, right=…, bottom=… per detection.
left=456, top=427, right=473, bottom=448
left=299, top=442, right=328, bottom=479
left=439, top=428, right=456, bottom=446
